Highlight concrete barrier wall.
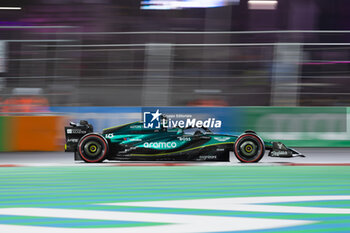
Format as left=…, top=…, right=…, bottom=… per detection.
left=0, top=107, right=348, bottom=152
left=0, top=116, right=67, bottom=151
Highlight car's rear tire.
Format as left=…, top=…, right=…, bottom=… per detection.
left=78, top=134, right=108, bottom=163
left=234, top=134, right=265, bottom=163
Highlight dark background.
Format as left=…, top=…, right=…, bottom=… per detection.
left=1, top=0, right=350, bottom=108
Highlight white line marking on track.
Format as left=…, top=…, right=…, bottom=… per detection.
left=3, top=196, right=350, bottom=232
left=0, top=207, right=313, bottom=233
left=108, top=195, right=350, bottom=214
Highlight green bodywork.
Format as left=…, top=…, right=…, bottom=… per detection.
left=104, top=122, right=235, bottom=150
left=102, top=121, right=273, bottom=157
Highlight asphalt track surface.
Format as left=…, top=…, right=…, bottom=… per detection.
left=0, top=148, right=349, bottom=233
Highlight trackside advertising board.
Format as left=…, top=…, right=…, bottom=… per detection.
left=241, top=107, right=348, bottom=147
left=50, top=106, right=349, bottom=148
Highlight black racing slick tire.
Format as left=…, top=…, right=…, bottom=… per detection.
left=78, top=134, right=108, bottom=163
left=234, top=134, right=265, bottom=163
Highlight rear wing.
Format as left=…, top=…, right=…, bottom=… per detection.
left=65, top=120, right=93, bottom=152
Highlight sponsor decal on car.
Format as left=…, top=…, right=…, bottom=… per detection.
left=67, top=138, right=79, bottom=143
left=177, top=137, right=191, bottom=141
left=270, top=151, right=289, bottom=157
left=216, top=148, right=225, bottom=151
left=105, top=133, right=114, bottom=138
left=66, top=129, right=87, bottom=134
left=214, top=137, right=230, bottom=142
left=199, top=155, right=217, bottom=160
left=126, top=138, right=142, bottom=142
left=130, top=125, right=142, bottom=129
left=143, top=142, right=177, bottom=149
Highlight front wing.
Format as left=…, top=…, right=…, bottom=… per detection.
left=268, top=142, right=305, bottom=158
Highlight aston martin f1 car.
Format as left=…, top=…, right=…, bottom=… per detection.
left=64, top=119, right=304, bottom=163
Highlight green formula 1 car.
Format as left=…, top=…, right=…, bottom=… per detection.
left=64, top=118, right=304, bottom=163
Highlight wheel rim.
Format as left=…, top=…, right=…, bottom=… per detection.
left=79, top=135, right=107, bottom=163
left=84, top=141, right=102, bottom=157
left=240, top=141, right=257, bottom=157
left=235, top=135, right=264, bottom=162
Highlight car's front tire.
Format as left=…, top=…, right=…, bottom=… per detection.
left=78, top=134, right=108, bottom=163
left=234, top=133, right=265, bottom=163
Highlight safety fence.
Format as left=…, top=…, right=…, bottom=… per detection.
left=3, top=28, right=350, bottom=107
